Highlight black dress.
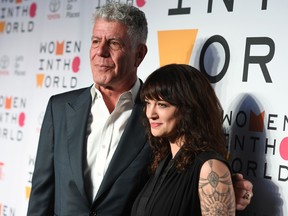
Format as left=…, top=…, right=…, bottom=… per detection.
left=131, top=151, right=229, bottom=216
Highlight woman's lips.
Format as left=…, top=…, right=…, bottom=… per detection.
left=150, top=122, right=161, bottom=128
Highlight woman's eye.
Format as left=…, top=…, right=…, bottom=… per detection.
left=158, top=103, right=167, bottom=108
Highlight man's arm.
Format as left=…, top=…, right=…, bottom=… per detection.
left=232, top=173, right=253, bottom=211
left=27, top=98, right=55, bottom=215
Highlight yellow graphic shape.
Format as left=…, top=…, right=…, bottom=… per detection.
left=26, top=186, right=31, bottom=199
left=0, top=21, right=5, bottom=33
left=56, top=41, right=64, bottom=55
left=249, top=111, right=265, bottom=132
left=158, top=29, right=198, bottom=66
left=36, top=74, right=45, bottom=87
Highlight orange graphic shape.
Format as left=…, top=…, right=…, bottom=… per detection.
left=0, top=21, right=5, bottom=33
left=56, top=41, right=64, bottom=55
left=158, top=29, right=198, bottom=66
left=36, top=74, right=45, bottom=87
left=249, top=111, right=264, bottom=132
left=16, top=0, right=22, bottom=3
left=26, top=186, right=31, bottom=199
left=5, top=97, right=12, bottom=109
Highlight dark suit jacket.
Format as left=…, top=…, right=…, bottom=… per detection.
left=27, top=86, right=151, bottom=216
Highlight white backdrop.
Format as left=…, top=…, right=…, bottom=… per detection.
left=0, top=0, right=287, bottom=215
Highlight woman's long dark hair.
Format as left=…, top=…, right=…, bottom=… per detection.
left=140, top=64, right=227, bottom=172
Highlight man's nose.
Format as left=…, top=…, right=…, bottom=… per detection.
left=96, top=41, right=110, bottom=57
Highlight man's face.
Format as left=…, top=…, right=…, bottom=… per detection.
left=90, top=19, right=139, bottom=91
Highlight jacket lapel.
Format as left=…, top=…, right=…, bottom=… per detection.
left=66, top=87, right=92, bottom=201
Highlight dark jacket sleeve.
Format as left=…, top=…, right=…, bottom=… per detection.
left=27, top=97, right=55, bottom=215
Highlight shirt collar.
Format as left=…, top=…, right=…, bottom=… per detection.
left=129, top=78, right=140, bottom=103
left=90, top=78, right=140, bottom=104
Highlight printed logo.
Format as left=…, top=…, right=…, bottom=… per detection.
left=94, top=0, right=145, bottom=9
left=47, top=0, right=61, bottom=19
left=26, top=186, right=31, bottom=199
left=36, top=40, right=81, bottom=89
left=49, top=0, right=61, bottom=13
left=0, top=56, right=9, bottom=75
left=47, top=0, right=80, bottom=20
left=26, top=155, right=35, bottom=199
left=249, top=111, right=265, bottom=132
left=280, top=137, right=288, bottom=160
left=0, top=162, right=4, bottom=180
left=0, top=203, right=16, bottom=216
left=0, top=56, right=9, bottom=69
left=0, top=22, right=5, bottom=33
left=14, top=55, right=26, bottom=76
left=0, top=163, right=16, bottom=214
left=136, top=0, right=146, bottom=7
left=224, top=107, right=288, bottom=183
left=158, top=29, right=198, bottom=66
left=0, top=95, right=26, bottom=142
left=157, top=27, right=286, bottom=184
left=0, top=1, right=37, bottom=34
left=0, top=55, right=26, bottom=76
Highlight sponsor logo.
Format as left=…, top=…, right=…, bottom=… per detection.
left=0, top=55, right=10, bottom=76
left=47, top=0, right=81, bottom=20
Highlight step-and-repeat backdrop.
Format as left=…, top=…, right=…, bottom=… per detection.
left=0, top=0, right=287, bottom=215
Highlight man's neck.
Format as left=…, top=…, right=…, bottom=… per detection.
left=97, top=79, right=136, bottom=113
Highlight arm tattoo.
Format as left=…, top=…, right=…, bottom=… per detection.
left=199, top=160, right=235, bottom=216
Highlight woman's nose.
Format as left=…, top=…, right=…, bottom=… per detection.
left=146, top=106, right=158, bottom=119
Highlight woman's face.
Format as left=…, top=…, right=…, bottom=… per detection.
left=145, top=98, right=178, bottom=139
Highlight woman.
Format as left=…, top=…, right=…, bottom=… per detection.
left=131, top=64, right=235, bottom=216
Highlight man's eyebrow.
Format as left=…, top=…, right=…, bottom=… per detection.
left=91, top=36, right=121, bottom=40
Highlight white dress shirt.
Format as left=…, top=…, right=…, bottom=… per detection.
left=84, top=79, right=140, bottom=201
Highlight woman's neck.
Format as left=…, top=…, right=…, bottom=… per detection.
left=169, top=136, right=184, bottom=158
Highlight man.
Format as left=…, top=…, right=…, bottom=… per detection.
left=27, top=2, right=252, bottom=215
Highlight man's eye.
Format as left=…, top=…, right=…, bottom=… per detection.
left=92, top=39, right=100, bottom=47
left=109, top=40, right=121, bottom=50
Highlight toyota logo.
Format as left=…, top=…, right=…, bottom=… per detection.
left=49, top=0, right=61, bottom=13
left=0, top=55, right=9, bottom=69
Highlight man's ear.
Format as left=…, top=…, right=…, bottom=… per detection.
left=135, top=44, right=148, bottom=67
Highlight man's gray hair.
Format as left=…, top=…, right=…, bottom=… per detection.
left=93, top=2, right=148, bottom=46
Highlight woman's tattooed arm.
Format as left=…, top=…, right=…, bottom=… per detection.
left=198, top=159, right=236, bottom=216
